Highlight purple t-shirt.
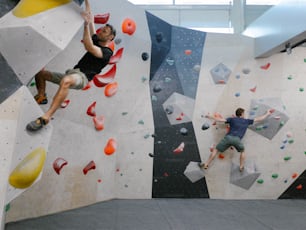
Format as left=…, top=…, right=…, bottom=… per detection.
left=226, top=117, right=254, bottom=139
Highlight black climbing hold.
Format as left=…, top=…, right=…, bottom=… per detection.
left=141, top=52, right=149, bottom=61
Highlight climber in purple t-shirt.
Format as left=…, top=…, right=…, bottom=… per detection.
left=200, top=107, right=272, bottom=172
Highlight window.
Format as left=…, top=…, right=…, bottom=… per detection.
left=246, top=0, right=281, bottom=5
left=127, top=0, right=172, bottom=4
left=128, top=0, right=231, bottom=5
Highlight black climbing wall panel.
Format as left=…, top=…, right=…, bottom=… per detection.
left=146, top=11, right=209, bottom=198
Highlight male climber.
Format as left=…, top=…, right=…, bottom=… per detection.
left=26, top=0, right=116, bottom=131
left=199, top=108, right=272, bottom=171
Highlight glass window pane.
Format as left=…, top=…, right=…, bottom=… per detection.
left=127, top=0, right=172, bottom=4
left=175, top=0, right=230, bottom=4
left=246, top=0, right=281, bottom=5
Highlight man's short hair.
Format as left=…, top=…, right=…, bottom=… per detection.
left=235, top=108, right=244, bottom=117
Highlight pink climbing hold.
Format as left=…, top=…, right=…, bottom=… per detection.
left=93, top=115, right=105, bottom=131
left=260, top=62, right=271, bottom=70
left=109, top=48, right=124, bottom=64
left=93, top=65, right=116, bottom=87
left=87, top=101, right=96, bottom=117
left=173, top=142, right=185, bottom=153
left=83, top=160, right=96, bottom=175
left=60, top=99, right=70, bottom=108
left=53, top=157, right=68, bottom=175
left=250, top=86, right=257, bottom=93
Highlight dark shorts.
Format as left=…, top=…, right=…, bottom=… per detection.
left=216, top=135, right=245, bottom=152
left=49, top=69, right=88, bottom=89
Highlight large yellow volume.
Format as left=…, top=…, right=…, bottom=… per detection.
left=13, top=0, right=71, bottom=18
left=9, top=147, right=46, bottom=189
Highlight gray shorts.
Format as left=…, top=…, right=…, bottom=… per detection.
left=216, top=135, right=245, bottom=152
left=50, top=69, right=88, bottom=89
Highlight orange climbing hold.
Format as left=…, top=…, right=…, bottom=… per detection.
left=93, top=115, right=105, bottom=131
left=87, top=101, right=96, bottom=117
left=104, top=138, right=117, bottom=155
left=109, top=48, right=124, bottom=64
left=292, top=173, right=298, bottom=179
left=104, top=81, right=118, bottom=97
left=83, top=160, right=96, bottom=175
left=94, top=13, right=110, bottom=24
left=93, top=65, right=116, bottom=87
left=108, top=41, right=115, bottom=52
left=53, top=157, right=68, bottom=175
left=218, top=153, right=225, bottom=159
left=122, top=18, right=136, bottom=35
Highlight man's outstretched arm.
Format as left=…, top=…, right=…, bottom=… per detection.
left=254, top=109, right=273, bottom=122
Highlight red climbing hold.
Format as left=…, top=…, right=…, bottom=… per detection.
left=250, top=86, right=257, bottom=92
left=292, top=173, right=298, bottom=179
left=87, top=101, right=96, bottom=117
left=184, top=49, right=192, bottom=55
left=260, top=62, right=271, bottom=70
left=83, top=160, right=96, bottom=175
left=173, top=142, right=185, bottom=153
left=82, top=80, right=92, bottom=90
left=104, top=138, right=117, bottom=155
left=93, top=65, right=116, bottom=87
left=122, top=18, right=136, bottom=35
left=53, top=158, right=68, bottom=175
left=296, top=184, right=303, bottom=190
left=218, top=154, right=225, bottom=159
left=109, top=48, right=124, bottom=64
left=94, top=13, right=110, bottom=24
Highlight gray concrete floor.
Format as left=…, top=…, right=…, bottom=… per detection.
left=5, top=199, right=306, bottom=230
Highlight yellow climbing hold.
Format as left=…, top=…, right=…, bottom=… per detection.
left=9, top=147, right=46, bottom=189
left=13, top=0, right=71, bottom=18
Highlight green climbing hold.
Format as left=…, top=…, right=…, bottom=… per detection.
left=280, top=121, right=285, bottom=126
left=287, top=75, right=293, bottom=80
left=284, top=156, right=291, bottom=161
left=121, top=112, right=128, bottom=116
left=257, top=179, right=264, bottom=184
left=288, top=139, right=294, bottom=144
left=5, top=203, right=10, bottom=212
left=304, top=58, right=306, bottom=63
left=138, top=120, right=144, bottom=125
left=256, top=125, right=263, bottom=131
left=272, top=173, right=278, bottom=179
left=30, top=82, right=36, bottom=87
left=299, top=87, right=304, bottom=92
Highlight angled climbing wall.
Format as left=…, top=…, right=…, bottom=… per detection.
left=1, top=0, right=306, bottom=226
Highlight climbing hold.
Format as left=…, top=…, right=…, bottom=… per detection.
left=153, top=84, right=162, bottom=93
left=257, top=179, right=264, bottom=184
left=165, top=105, right=174, bottom=114
left=104, top=81, right=118, bottom=97
left=5, top=204, right=10, bottom=212
left=13, top=0, right=71, bottom=18
left=284, top=156, right=291, bottom=161
left=242, top=68, right=250, bottom=74
left=107, top=41, right=115, bottom=52
left=299, top=87, right=304, bottom=92
left=114, top=38, right=122, bottom=45
left=235, top=92, right=240, bottom=97
left=155, top=32, right=163, bottom=43
left=176, top=112, right=184, bottom=120
left=93, top=115, right=105, bottom=131
left=138, top=120, right=144, bottom=125
left=292, top=173, right=298, bottom=179
left=173, top=142, right=185, bottom=153
left=166, top=57, right=174, bottom=65
left=53, top=158, right=68, bottom=175
left=94, top=13, right=110, bottom=24
left=201, top=123, right=210, bottom=130
left=193, top=64, right=201, bottom=72
left=184, top=49, right=192, bottom=55
left=82, top=80, right=92, bottom=90
left=260, top=62, right=271, bottom=70
left=288, top=139, right=294, bottom=144
left=87, top=101, right=96, bottom=117
left=250, top=86, right=257, bottom=93
left=60, top=99, right=70, bottom=108
left=9, top=147, right=46, bottom=189
left=218, top=154, right=225, bottom=159
left=279, top=121, right=285, bottom=126
left=296, top=184, right=303, bottom=190
left=272, top=173, right=278, bottom=179
left=180, top=127, right=188, bottom=136
left=93, top=65, right=116, bottom=87
left=83, top=160, right=96, bottom=175
left=141, top=52, right=149, bottom=61
left=287, top=75, right=293, bottom=80
left=104, top=138, right=117, bottom=155
left=109, top=48, right=124, bottom=64
left=148, top=153, right=155, bottom=158
left=121, top=18, right=136, bottom=35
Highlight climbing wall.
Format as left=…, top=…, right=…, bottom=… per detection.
left=1, top=0, right=306, bottom=226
